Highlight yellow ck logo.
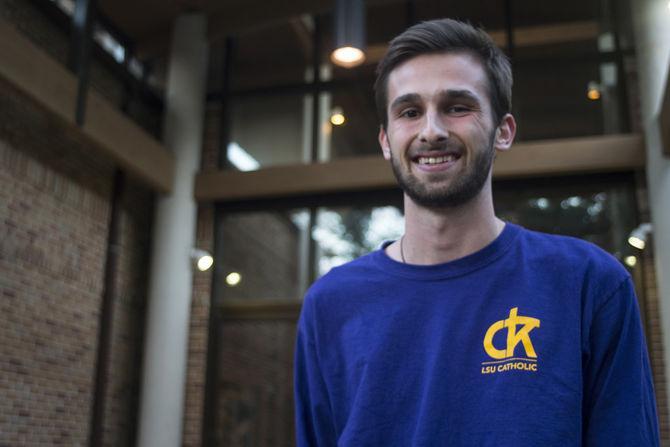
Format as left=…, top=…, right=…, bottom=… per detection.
left=483, top=307, right=540, bottom=360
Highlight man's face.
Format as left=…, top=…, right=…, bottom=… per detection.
left=378, top=52, right=504, bottom=208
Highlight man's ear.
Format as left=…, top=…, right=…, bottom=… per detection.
left=493, top=114, right=517, bottom=152
left=378, top=125, right=391, bottom=160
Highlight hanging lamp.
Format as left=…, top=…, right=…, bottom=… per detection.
left=331, top=0, right=366, bottom=68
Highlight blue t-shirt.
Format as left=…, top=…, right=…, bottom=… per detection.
left=294, top=223, right=660, bottom=446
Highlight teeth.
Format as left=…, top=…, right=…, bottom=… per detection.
left=418, top=155, right=456, bottom=165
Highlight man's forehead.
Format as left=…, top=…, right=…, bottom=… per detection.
left=386, top=52, right=489, bottom=103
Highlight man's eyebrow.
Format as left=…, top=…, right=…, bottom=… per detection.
left=389, top=93, right=421, bottom=111
left=389, top=90, right=481, bottom=111
left=441, top=89, right=481, bottom=103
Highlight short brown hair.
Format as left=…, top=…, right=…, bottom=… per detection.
left=374, top=19, right=512, bottom=129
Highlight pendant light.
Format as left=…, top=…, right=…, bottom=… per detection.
left=331, top=0, right=366, bottom=68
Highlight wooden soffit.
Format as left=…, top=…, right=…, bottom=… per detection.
left=195, top=133, right=645, bottom=202
left=0, top=18, right=174, bottom=193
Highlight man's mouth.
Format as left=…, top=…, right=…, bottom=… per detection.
left=416, top=154, right=460, bottom=165
left=411, top=149, right=463, bottom=170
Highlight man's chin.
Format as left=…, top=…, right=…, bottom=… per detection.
left=399, top=175, right=490, bottom=208
left=405, top=190, right=465, bottom=209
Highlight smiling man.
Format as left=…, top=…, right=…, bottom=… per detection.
left=294, top=19, right=660, bottom=446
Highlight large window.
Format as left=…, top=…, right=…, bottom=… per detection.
left=494, top=173, right=638, bottom=259
left=210, top=173, right=642, bottom=447
left=215, top=190, right=404, bottom=301
left=205, top=2, right=642, bottom=444
left=207, top=0, right=637, bottom=170
left=214, top=173, right=639, bottom=301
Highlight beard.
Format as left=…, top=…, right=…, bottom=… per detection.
left=389, top=132, right=496, bottom=209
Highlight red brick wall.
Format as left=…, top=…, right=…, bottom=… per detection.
left=101, top=181, right=154, bottom=447
left=180, top=96, right=219, bottom=447
left=0, top=69, right=153, bottom=446
left=216, top=319, right=297, bottom=447
left=181, top=205, right=214, bottom=447
left=181, top=98, right=302, bottom=445
left=0, top=147, right=106, bottom=444
left=635, top=173, right=670, bottom=445
left=642, top=247, right=670, bottom=445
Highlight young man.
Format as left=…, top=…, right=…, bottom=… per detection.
left=294, top=19, right=660, bottom=446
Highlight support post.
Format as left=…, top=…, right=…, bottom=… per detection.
left=68, top=0, right=95, bottom=126
left=136, top=13, right=209, bottom=447
left=88, top=169, right=125, bottom=447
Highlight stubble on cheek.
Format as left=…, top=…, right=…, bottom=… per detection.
left=388, top=133, right=496, bottom=208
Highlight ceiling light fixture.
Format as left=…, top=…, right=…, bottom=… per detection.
left=225, top=272, right=242, bottom=286
left=330, top=107, right=346, bottom=125
left=331, top=0, right=366, bottom=68
left=191, top=249, right=214, bottom=272
left=624, top=256, right=637, bottom=268
left=587, top=81, right=601, bottom=100
left=628, top=223, right=652, bottom=250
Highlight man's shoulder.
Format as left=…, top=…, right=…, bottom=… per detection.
left=303, top=248, right=388, bottom=308
left=311, top=250, right=381, bottom=289
left=516, top=225, right=630, bottom=284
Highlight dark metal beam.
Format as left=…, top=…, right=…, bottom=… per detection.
left=308, top=15, right=322, bottom=285
left=32, top=0, right=164, bottom=116
left=204, top=50, right=631, bottom=103
left=209, top=79, right=333, bottom=100
left=68, top=0, right=96, bottom=126
left=88, top=169, right=125, bottom=447
left=405, top=0, right=416, bottom=28
left=609, top=0, right=632, bottom=133
left=218, top=38, right=236, bottom=170
left=120, top=43, right=136, bottom=114
left=504, top=0, right=515, bottom=60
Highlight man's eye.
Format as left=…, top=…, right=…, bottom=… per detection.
left=447, top=106, right=470, bottom=114
left=401, top=109, right=420, bottom=118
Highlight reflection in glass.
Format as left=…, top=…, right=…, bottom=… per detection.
left=217, top=209, right=306, bottom=300
left=229, top=95, right=307, bottom=168
left=494, top=176, right=637, bottom=263
left=227, top=142, right=261, bottom=171
left=216, top=319, right=296, bottom=446
left=514, top=44, right=605, bottom=141
left=327, top=86, right=380, bottom=159
left=215, top=176, right=638, bottom=301
left=314, top=206, right=404, bottom=276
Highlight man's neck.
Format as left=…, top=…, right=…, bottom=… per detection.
left=389, top=189, right=505, bottom=265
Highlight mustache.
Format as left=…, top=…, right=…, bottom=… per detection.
left=409, top=143, right=463, bottom=157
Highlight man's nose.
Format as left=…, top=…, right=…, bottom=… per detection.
left=418, top=109, right=448, bottom=144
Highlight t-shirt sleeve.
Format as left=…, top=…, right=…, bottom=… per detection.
left=294, top=293, right=337, bottom=447
left=583, top=276, right=660, bottom=446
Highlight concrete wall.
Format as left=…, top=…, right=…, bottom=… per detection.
left=631, top=0, right=670, bottom=421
